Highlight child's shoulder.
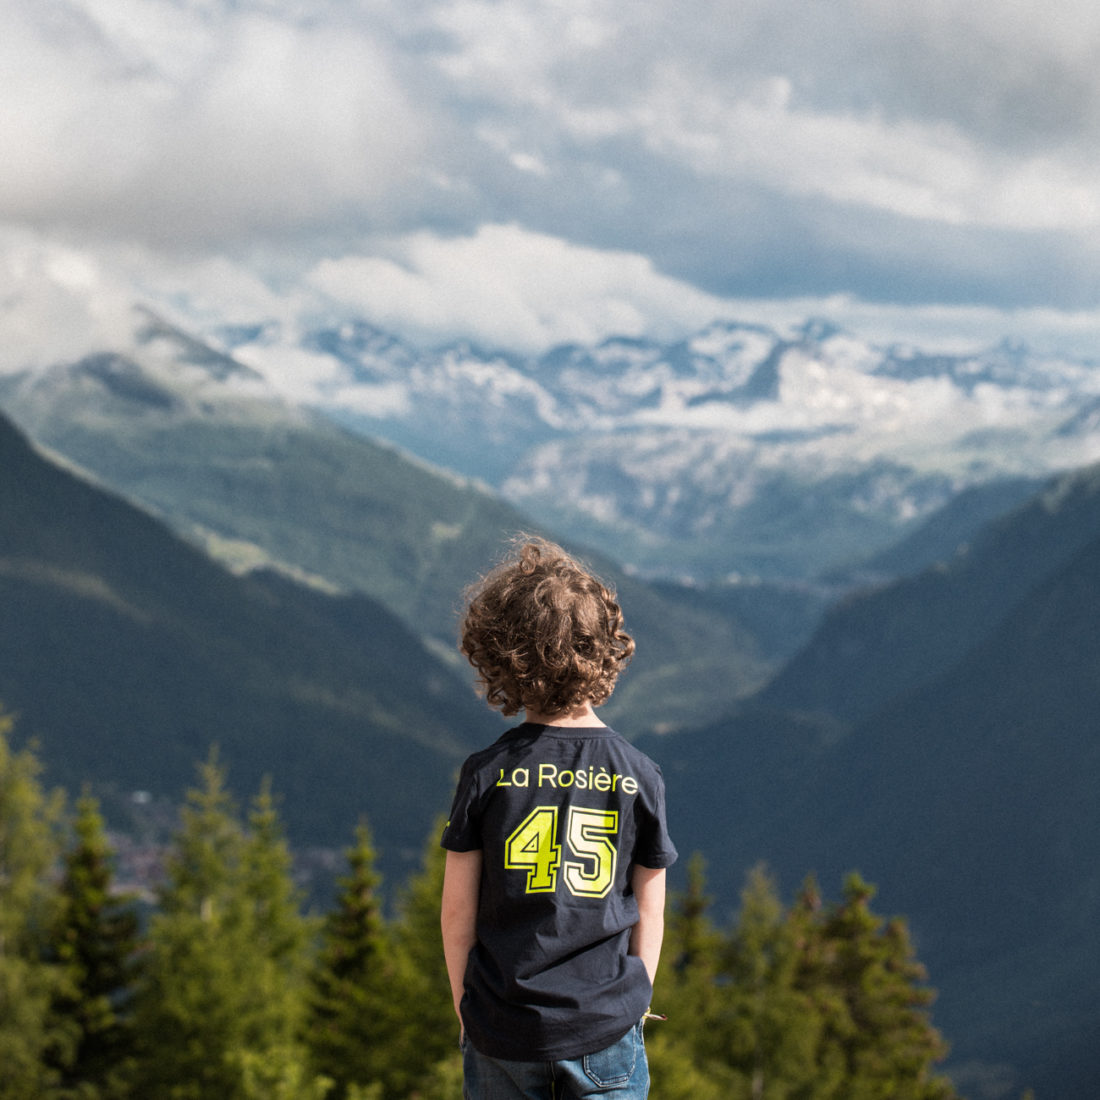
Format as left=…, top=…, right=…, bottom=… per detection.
left=462, top=722, right=540, bottom=763
left=606, top=728, right=665, bottom=770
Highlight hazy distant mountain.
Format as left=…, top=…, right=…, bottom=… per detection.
left=6, top=242, right=1100, bottom=586
left=833, top=474, right=1042, bottom=582
left=262, top=317, right=1100, bottom=582
left=642, top=462, right=1100, bottom=1098
left=0, top=309, right=773, bottom=736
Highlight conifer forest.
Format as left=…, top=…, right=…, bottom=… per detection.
left=0, top=707, right=995, bottom=1100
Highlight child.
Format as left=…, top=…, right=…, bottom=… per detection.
left=441, top=536, right=677, bottom=1099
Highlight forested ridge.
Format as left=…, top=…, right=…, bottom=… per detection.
left=2, top=710, right=1002, bottom=1100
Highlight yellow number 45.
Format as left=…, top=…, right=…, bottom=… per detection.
left=505, top=806, right=619, bottom=898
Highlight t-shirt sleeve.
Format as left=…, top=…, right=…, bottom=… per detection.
left=633, top=766, right=678, bottom=869
left=440, top=758, right=484, bottom=852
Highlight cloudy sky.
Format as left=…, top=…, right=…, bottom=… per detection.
left=6, top=0, right=1100, bottom=356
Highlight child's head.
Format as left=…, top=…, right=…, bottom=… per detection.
left=459, top=536, right=635, bottom=718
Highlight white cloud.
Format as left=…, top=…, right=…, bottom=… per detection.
left=1, top=1, right=424, bottom=243
left=233, top=342, right=348, bottom=404
left=305, top=223, right=732, bottom=351
left=637, top=77, right=1100, bottom=230
left=0, top=228, right=137, bottom=372
left=118, top=248, right=313, bottom=330
left=5, top=0, right=1100, bottom=355
left=430, top=0, right=617, bottom=97
left=296, top=222, right=1100, bottom=358
left=10, top=0, right=1100, bottom=245
left=6, top=218, right=1100, bottom=392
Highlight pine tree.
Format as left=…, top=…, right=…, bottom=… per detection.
left=46, top=791, right=141, bottom=1099
left=232, top=779, right=322, bottom=1098
left=664, top=852, right=723, bottom=988
left=790, top=872, right=958, bottom=1100
left=660, top=851, right=726, bottom=1044
left=719, top=864, right=822, bottom=1099
left=0, top=710, right=70, bottom=1100
left=647, top=853, right=739, bottom=1100
left=306, top=819, right=389, bottom=1098
left=649, top=858, right=960, bottom=1100
left=132, top=753, right=325, bottom=1100
left=374, top=818, right=458, bottom=1100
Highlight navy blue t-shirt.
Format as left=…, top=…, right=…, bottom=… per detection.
left=441, top=723, right=677, bottom=1061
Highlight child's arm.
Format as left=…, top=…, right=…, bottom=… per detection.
left=628, top=864, right=667, bottom=986
left=441, top=849, right=483, bottom=1029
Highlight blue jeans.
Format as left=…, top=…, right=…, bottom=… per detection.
left=462, top=1019, right=649, bottom=1100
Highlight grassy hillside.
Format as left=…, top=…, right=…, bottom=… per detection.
left=843, top=474, right=1042, bottom=580
left=807, top=534, right=1100, bottom=1097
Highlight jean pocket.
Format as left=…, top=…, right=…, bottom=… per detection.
left=581, top=1022, right=640, bottom=1089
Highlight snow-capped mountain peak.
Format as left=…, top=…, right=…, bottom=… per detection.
left=6, top=252, right=1100, bottom=582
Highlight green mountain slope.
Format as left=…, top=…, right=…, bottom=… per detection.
left=0, top=411, right=489, bottom=874
left=842, top=474, right=1042, bottom=580
left=800, top=534, right=1100, bottom=1097
left=642, top=465, right=1100, bottom=1097
left=759, top=462, right=1100, bottom=722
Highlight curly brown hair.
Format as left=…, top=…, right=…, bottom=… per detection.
left=459, top=536, right=635, bottom=718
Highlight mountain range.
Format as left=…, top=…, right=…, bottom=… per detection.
left=0, top=310, right=775, bottom=866
left=223, top=315, right=1100, bottom=583
left=2, top=302, right=1099, bottom=1097
left=0, top=309, right=772, bottom=736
